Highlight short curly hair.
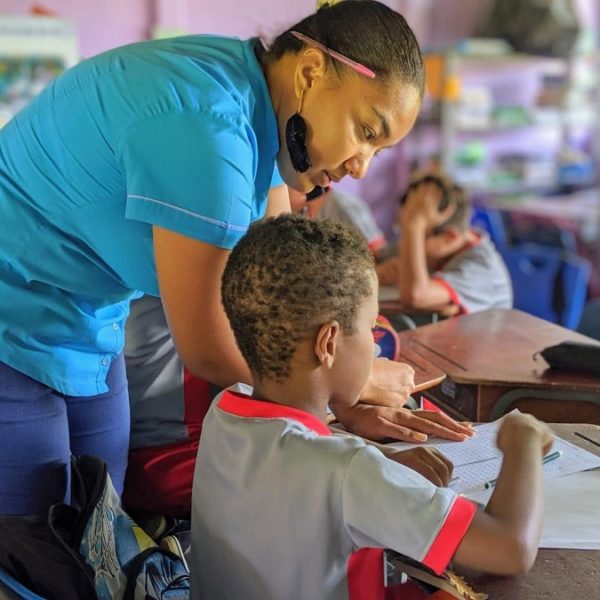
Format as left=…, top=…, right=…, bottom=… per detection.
left=222, top=214, right=375, bottom=383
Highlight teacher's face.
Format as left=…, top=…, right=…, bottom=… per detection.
left=276, top=73, right=421, bottom=194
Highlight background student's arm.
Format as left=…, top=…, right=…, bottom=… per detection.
left=452, top=413, right=553, bottom=574
left=375, top=256, right=400, bottom=286
left=154, top=225, right=252, bottom=388
left=397, top=182, right=455, bottom=309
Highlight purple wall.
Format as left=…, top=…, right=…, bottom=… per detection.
left=0, top=0, right=496, bottom=57
left=4, top=0, right=595, bottom=236
left=0, top=1, right=495, bottom=235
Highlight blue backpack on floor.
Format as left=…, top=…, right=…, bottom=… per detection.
left=0, top=455, right=190, bottom=600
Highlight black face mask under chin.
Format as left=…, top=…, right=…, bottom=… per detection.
left=285, top=112, right=311, bottom=173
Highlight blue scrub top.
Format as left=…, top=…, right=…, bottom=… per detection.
left=0, top=35, right=282, bottom=396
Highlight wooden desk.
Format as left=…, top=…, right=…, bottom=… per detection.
left=463, top=423, right=600, bottom=600
left=397, top=309, right=600, bottom=423
left=396, top=343, right=446, bottom=393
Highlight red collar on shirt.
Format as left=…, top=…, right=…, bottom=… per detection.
left=217, top=390, right=332, bottom=436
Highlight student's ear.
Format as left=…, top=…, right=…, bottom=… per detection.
left=314, top=320, right=340, bottom=369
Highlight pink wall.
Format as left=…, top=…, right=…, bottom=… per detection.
left=0, top=1, right=493, bottom=63
left=6, top=1, right=593, bottom=234
left=2, top=0, right=150, bottom=57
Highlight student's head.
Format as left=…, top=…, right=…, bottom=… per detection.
left=400, top=174, right=472, bottom=264
left=262, top=0, right=424, bottom=195
left=424, top=181, right=471, bottom=262
left=222, top=214, right=378, bottom=404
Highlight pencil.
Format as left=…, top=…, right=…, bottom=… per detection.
left=484, top=450, right=563, bottom=489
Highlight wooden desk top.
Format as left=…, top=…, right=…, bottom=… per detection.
left=464, top=423, right=600, bottom=600
left=398, top=309, right=600, bottom=391
left=396, top=344, right=446, bottom=392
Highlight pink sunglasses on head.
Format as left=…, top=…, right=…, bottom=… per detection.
left=290, top=30, right=376, bottom=79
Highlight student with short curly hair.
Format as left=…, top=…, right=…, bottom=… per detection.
left=122, top=192, right=469, bottom=519
left=221, top=214, right=374, bottom=383
left=192, top=213, right=554, bottom=599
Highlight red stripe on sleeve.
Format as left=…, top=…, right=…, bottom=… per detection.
left=348, top=548, right=386, bottom=600
left=422, top=496, right=477, bottom=575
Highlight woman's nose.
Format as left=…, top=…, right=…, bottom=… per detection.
left=344, top=154, right=372, bottom=180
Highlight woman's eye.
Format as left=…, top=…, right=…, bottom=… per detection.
left=363, top=126, right=376, bottom=141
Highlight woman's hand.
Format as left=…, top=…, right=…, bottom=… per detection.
left=358, top=357, right=415, bottom=408
left=331, top=402, right=475, bottom=443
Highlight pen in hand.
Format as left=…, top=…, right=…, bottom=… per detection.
left=484, top=450, right=563, bottom=489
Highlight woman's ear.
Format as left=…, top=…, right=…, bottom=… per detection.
left=294, top=48, right=327, bottom=98
left=314, top=320, right=340, bottom=369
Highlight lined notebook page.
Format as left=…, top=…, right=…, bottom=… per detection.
left=388, top=413, right=600, bottom=495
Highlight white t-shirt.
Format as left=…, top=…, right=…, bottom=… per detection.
left=433, top=231, right=513, bottom=314
left=317, top=189, right=386, bottom=253
left=190, top=386, right=476, bottom=600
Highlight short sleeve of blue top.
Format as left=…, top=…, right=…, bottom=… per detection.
left=0, top=35, right=283, bottom=396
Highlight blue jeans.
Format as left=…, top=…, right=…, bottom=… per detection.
left=0, top=355, right=130, bottom=515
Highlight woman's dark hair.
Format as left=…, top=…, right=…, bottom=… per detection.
left=263, top=0, right=424, bottom=95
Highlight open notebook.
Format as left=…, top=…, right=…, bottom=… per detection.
left=388, top=411, right=600, bottom=549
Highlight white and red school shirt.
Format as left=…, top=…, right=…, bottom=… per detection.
left=190, top=386, right=476, bottom=600
left=433, top=230, right=513, bottom=314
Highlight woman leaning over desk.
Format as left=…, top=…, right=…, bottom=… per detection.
left=0, top=0, right=471, bottom=515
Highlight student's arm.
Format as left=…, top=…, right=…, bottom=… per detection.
left=330, top=423, right=454, bottom=486
left=369, top=439, right=455, bottom=487
left=331, top=402, right=474, bottom=443
left=397, top=183, right=455, bottom=309
left=154, top=225, right=252, bottom=388
left=375, top=256, right=400, bottom=286
left=453, top=413, right=554, bottom=574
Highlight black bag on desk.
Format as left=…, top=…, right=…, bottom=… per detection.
left=539, top=341, right=600, bottom=376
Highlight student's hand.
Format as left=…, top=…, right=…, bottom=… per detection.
left=496, top=412, right=554, bottom=457
left=359, top=358, right=415, bottom=408
left=386, top=446, right=454, bottom=487
left=330, top=403, right=475, bottom=443
left=401, top=180, right=455, bottom=232
left=375, top=258, right=400, bottom=286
